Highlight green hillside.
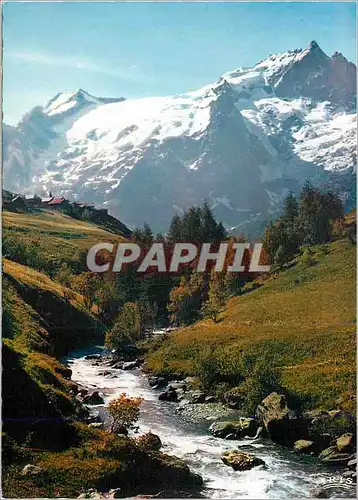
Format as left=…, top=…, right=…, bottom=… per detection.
left=147, top=237, right=356, bottom=411
left=3, top=210, right=127, bottom=276
left=2, top=209, right=203, bottom=498
left=2, top=211, right=117, bottom=433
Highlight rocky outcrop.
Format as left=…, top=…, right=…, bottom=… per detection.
left=122, top=361, right=140, bottom=371
left=84, top=354, right=102, bottom=361
left=113, top=344, right=141, bottom=362
left=148, top=376, right=167, bottom=388
left=221, top=451, right=265, bottom=471
left=55, top=366, right=72, bottom=379
left=210, top=418, right=259, bottom=439
left=256, top=392, right=307, bottom=445
left=294, top=440, right=316, bottom=454
left=319, top=446, right=353, bottom=466
left=158, top=387, right=178, bottom=402
left=78, top=489, right=104, bottom=499
left=336, top=433, right=354, bottom=453
left=143, top=453, right=203, bottom=491
left=304, top=410, right=356, bottom=444
left=189, top=391, right=207, bottom=404
left=21, top=464, right=43, bottom=476
left=136, top=433, right=162, bottom=451
left=82, top=391, right=105, bottom=405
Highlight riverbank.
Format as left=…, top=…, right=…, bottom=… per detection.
left=65, top=347, right=356, bottom=499
left=146, top=239, right=356, bottom=414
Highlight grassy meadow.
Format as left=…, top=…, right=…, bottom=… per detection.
left=147, top=238, right=356, bottom=411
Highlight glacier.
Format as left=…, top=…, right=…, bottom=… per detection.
left=3, top=41, right=356, bottom=234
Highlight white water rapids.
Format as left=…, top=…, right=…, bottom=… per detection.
left=67, top=346, right=346, bottom=499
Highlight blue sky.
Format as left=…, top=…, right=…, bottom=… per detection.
left=3, top=2, right=356, bottom=125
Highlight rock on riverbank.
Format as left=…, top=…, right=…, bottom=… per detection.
left=174, top=400, right=239, bottom=424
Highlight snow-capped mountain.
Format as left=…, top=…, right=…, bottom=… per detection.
left=3, top=41, right=356, bottom=233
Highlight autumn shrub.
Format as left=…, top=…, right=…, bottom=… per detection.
left=108, top=393, right=143, bottom=433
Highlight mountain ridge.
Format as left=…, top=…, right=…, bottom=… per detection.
left=3, top=41, right=356, bottom=234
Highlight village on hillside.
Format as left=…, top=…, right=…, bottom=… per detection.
left=2, top=189, right=132, bottom=237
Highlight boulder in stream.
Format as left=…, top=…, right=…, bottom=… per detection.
left=148, top=376, right=167, bottom=388
left=159, top=388, right=178, bottom=402
left=210, top=418, right=259, bottom=439
left=122, top=361, right=140, bottom=370
left=336, top=433, right=354, bottom=453
left=294, top=440, right=316, bottom=454
left=319, top=446, right=353, bottom=465
left=221, top=451, right=265, bottom=471
left=84, top=354, right=102, bottom=361
left=111, top=361, right=125, bottom=369
left=256, top=392, right=307, bottom=445
left=189, top=391, right=207, bottom=404
left=82, top=391, right=105, bottom=405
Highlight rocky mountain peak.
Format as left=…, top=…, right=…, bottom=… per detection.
left=308, top=40, right=321, bottom=51
left=3, top=42, right=356, bottom=233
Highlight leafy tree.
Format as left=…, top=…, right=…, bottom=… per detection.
left=167, top=277, right=193, bottom=326
left=72, top=272, right=99, bottom=309
left=299, top=181, right=343, bottom=245
left=202, top=270, right=230, bottom=322
left=138, top=297, right=158, bottom=332
left=108, top=393, right=143, bottom=433
left=96, top=279, right=120, bottom=322
left=167, top=273, right=205, bottom=325
left=194, top=346, right=220, bottom=388
left=105, top=302, right=141, bottom=349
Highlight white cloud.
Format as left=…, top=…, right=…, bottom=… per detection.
left=7, top=50, right=141, bottom=80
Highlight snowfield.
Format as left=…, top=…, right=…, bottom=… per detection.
left=3, top=41, right=356, bottom=232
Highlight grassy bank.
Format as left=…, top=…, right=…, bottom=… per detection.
left=147, top=238, right=356, bottom=412
left=2, top=208, right=205, bottom=498
left=3, top=209, right=126, bottom=276
left=3, top=422, right=201, bottom=498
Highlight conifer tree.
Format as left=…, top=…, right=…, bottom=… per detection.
left=167, top=213, right=183, bottom=243
left=216, top=221, right=227, bottom=241
left=201, top=201, right=218, bottom=242
left=282, top=192, right=299, bottom=228
left=132, top=227, right=144, bottom=243
left=142, top=222, right=154, bottom=247
left=181, top=206, right=202, bottom=241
